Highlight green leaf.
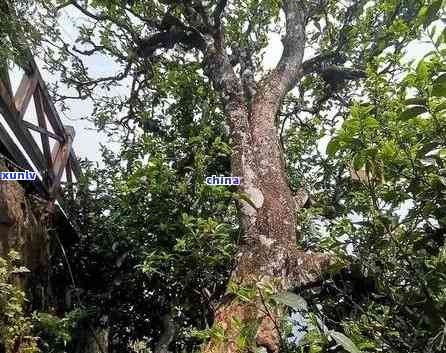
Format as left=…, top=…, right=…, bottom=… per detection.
left=404, top=97, right=427, bottom=106
left=432, top=84, right=446, bottom=97
left=364, top=117, right=379, bottom=129
left=436, top=27, right=446, bottom=47
left=418, top=5, right=428, bottom=20
left=316, top=316, right=330, bottom=335
left=381, top=141, right=397, bottom=158
left=432, top=75, right=446, bottom=97
left=434, top=101, right=446, bottom=112
left=326, top=138, right=340, bottom=156
left=424, top=0, right=442, bottom=27
left=416, top=59, right=428, bottom=79
left=343, top=118, right=360, bottom=134
left=436, top=175, right=446, bottom=186
left=272, top=292, right=308, bottom=312
left=417, top=141, right=440, bottom=157
left=399, top=106, right=427, bottom=120
left=329, top=331, right=362, bottom=353
left=353, top=154, right=366, bottom=170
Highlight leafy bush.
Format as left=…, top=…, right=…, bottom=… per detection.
left=32, top=309, right=87, bottom=353
left=0, top=251, right=40, bottom=353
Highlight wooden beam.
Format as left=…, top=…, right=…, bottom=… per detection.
left=50, top=126, right=75, bottom=197
left=65, top=159, right=74, bottom=199
left=0, top=122, right=32, bottom=170
left=64, top=125, right=75, bottom=140
left=34, top=87, right=54, bottom=186
left=0, top=87, right=46, bottom=172
left=69, top=150, right=81, bottom=179
left=14, top=73, right=38, bottom=119
left=0, top=122, right=49, bottom=197
left=22, top=120, right=64, bottom=142
left=33, top=68, right=65, bottom=137
left=0, top=65, right=13, bottom=98
left=50, top=140, right=63, bottom=196
left=0, top=79, right=16, bottom=116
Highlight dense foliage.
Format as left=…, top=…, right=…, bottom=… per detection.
left=61, top=64, right=239, bottom=351
left=286, top=27, right=446, bottom=353
left=0, top=251, right=39, bottom=353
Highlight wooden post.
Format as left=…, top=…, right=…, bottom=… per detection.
left=0, top=78, right=46, bottom=171
left=34, top=86, right=54, bottom=187
left=49, top=126, right=75, bottom=198
left=14, top=73, right=38, bottom=119
left=66, top=159, right=74, bottom=200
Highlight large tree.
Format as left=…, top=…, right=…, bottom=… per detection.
left=2, top=0, right=444, bottom=352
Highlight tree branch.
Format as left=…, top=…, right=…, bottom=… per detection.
left=136, top=29, right=205, bottom=57
left=213, top=0, right=227, bottom=29
left=302, top=52, right=346, bottom=75
left=69, top=0, right=137, bottom=40
left=255, top=0, right=306, bottom=109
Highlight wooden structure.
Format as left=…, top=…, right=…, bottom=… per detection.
left=0, top=58, right=81, bottom=206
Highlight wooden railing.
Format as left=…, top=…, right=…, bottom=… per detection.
left=0, top=58, right=81, bottom=204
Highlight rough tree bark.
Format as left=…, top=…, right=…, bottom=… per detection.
left=198, top=2, right=330, bottom=352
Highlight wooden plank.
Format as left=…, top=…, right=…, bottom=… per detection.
left=0, top=121, right=33, bottom=170
left=64, top=125, right=76, bottom=140
left=66, top=159, right=73, bottom=184
left=33, top=68, right=65, bottom=137
left=34, top=87, right=54, bottom=187
left=69, top=150, right=81, bottom=179
left=41, top=96, right=65, bottom=137
left=0, top=79, right=16, bottom=115
left=50, top=126, right=74, bottom=197
left=49, top=140, right=62, bottom=197
left=0, top=122, right=49, bottom=197
left=0, top=65, right=13, bottom=97
left=34, top=88, right=54, bottom=163
left=65, top=159, right=74, bottom=199
left=0, top=13, right=81, bottom=222
left=22, top=120, right=64, bottom=142
left=14, top=73, right=38, bottom=119
left=0, top=87, right=46, bottom=172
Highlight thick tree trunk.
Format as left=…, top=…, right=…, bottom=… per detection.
left=201, top=88, right=329, bottom=353
left=201, top=4, right=330, bottom=352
